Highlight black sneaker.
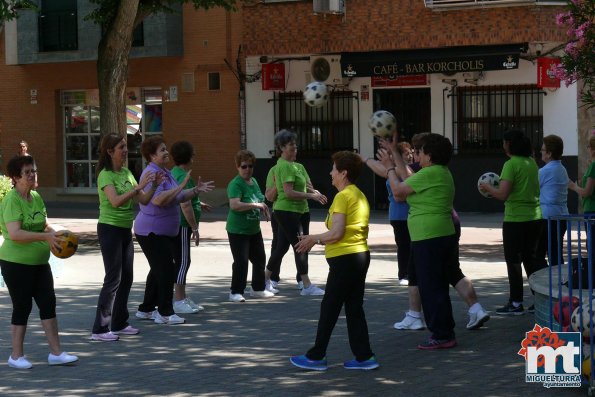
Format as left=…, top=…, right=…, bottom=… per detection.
left=495, top=302, right=525, bottom=316
left=527, top=304, right=535, bottom=313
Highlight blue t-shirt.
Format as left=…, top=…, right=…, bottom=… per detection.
left=539, top=160, right=569, bottom=219
left=387, top=179, right=408, bottom=221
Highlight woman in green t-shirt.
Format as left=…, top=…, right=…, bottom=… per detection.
left=0, top=155, right=78, bottom=369
left=378, top=133, right=458, bottom=350
left=265, top=130, right=328, bottom=296
left=569, top=135, right=595, bottom=213
left=226, top=150, right=274, bottom=302
left=480, top=129, right=542, bottom=315
left=91, top=134, right=160, bottom=342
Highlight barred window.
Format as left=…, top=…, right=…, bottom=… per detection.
left=275, top=91, right=354, bottom=157
left=453, top=85, right=544, bottom=153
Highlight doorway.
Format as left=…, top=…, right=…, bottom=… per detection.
left=372, top=88, right=430, bottom=209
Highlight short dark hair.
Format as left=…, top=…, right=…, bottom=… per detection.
left=420, top=134, right=452, bottom=165
left=411, top=132, right=430, bottom=150
left=6, top=155, right=35, bottom=181
left=98, top=133, right=125, bottom=171
left=141, top=136, right=165, bottom=162
left=543, top=135, right=564, bottom=160
left=274, top=129, right=297, bottom=154
left=331, top=151, right=363, bottom=183
left=171, top=141, right=194, bottom=165
left=235, top=150, right=256, bottom=167
left=503, top=129, right=532, bottom=157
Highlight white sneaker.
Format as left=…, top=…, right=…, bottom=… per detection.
left=153, top=312, right=185, bottom=325
left=135, top=310, right=155, bottom=320
left=250, top=290, right=275, bottom=298
left=297, top=281, right=304, bottom=290
left=185, top=298, right=204, bottom=312
left=48, top=352, right=79, bottom=365
left=229, top=293, right=246, bottom=302
left=7, top=356, right=32, bottom=369
left=300, top=284, right=325, bottom=296
left=173, top=299, right=199, bottom=314
left=466, top=308, right=490, bottom=330
left=399, top=279, right=409, bottom=286
left=265, top=281, right=279, bottom=294
left=270, top=280, right=279, bottom=289
left=393, top=312, right=425, bottom=330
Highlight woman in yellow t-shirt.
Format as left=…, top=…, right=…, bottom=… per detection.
left=290, top=151, right=378, bottom=371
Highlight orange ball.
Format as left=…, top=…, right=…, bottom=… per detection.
left=51, top=230, right=78, bottom=259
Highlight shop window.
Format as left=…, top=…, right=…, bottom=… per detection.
left=275, top=91, right=354, bottom=157
left=38, top=0, right=78, bottom=52
left=208, top=72, right=220, bottom=91
left=453, top=85, right=543, bottom=154
left=61, top=88, right=162, bottom=190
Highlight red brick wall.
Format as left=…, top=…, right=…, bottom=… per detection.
left=242, top=0, right=566, bottom=55
left=0, top=5, right=242, bottom=194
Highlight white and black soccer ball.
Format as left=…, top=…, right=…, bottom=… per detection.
left=303, top=82, right=329, bottom=108
left=477, top=172, right=500, bottom=198
left=571, top=301, right=595, bottom=337
left=368, top=110, right=397, bottom=139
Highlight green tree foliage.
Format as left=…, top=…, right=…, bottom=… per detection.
left=0, top=0, right=35, bottom=22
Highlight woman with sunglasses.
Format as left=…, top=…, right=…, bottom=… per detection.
left=0, top=155, right=78, bottom=368
left=226, top=150, right=274, bottom=302
left=265, top=129, right=328, bottom=296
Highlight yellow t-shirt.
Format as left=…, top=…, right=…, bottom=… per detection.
left=324, top=184, right=369, bottom=259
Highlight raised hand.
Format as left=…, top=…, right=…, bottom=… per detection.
left=195, top=177, right=215, bottom=193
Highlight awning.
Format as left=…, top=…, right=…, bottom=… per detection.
left=341, top=43, right=528, bottom=77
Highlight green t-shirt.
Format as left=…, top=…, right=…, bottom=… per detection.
left=97, top=167, right=137, bottom=229
left=581, top=161, right=595, bottom=213
left=226, top=175, right=265, bottom=235
left=272, top=158, right=310, bottom=214
left=405, top=165, right=455, bottom=241
left=500, top=156, right=542, bottom=222
left=265, top=165, right=276, bottom=205
left=324, top=184, right=370, bottom=258
left=171, top=166, right=202, bottom=227
left=0, top=189, right=50, bottom=265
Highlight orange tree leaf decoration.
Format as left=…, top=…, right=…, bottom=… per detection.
left=518, top=324, right=567, bottom=367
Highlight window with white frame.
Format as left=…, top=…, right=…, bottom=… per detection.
left=61, top=88, right=162, bottom=189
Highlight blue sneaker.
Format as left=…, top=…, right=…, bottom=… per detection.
left=343, top=356, right=379, bottom=370
left=289, top=355, right=328, bottom=371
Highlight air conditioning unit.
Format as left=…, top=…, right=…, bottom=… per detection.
left=310, top=55, right=343, bottom=85
left=313, top=0, right=345, bottom=15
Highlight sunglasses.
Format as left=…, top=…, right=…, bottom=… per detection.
left=240, top=164, right=254, bottom=169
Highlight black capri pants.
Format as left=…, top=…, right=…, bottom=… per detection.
left=0, top=260, right=56, bottom=325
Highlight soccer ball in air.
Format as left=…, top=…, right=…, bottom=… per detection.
left=368, top=110, right=397, bottom=139
left=303, top=82, right=329, bottom=108
left=553, top=296, right=580, bottom=327
left=570, top=301, right=595, bottom=337
left=477, top=172, right=500, bottom=198
left=50, top=230, right=79, bottom=259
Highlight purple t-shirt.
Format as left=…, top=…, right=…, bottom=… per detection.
left=133, top=162, right=185, bottom=237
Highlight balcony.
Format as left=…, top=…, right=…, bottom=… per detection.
left=424, top=0, right=566, bottom=10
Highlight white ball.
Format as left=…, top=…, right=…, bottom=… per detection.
left=368, top=110, right=397, bottom=139
left=571, top=301, right=595, bottom=337
left=477, top=172, right=500, bottom=198
left=303, top=82, right=329, bottom=108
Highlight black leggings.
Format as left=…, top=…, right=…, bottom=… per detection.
left=266, top=210, right=310, bottom=281
left=0, top=260, right=56, bottom=325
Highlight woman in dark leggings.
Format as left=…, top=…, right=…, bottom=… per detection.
left=265, top=129, right=327, bottom=296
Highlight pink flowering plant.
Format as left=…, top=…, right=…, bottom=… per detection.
left=554, top=0, right=594, bottom=108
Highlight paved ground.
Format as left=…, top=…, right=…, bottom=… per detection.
left=0, top=204, right=588, bottom=396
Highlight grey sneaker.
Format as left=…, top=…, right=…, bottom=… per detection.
left=185, top=298, right=204, bottom=312
left=135, top=310, right=155, bottom=320
left=467, top=308, right=490, bottom=330
left=173, top=299, right=199, bottom=314
left=297, top=281, right=304, bottom=290
left=265, top=280, right=279, bottom=294
left=229, top=293, right=246, bottom=302
left=393, top=312, right=425, bottom=330
left=300, top=284, right=325, bottom=296
left=153, top=312, right=185, bottom=325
